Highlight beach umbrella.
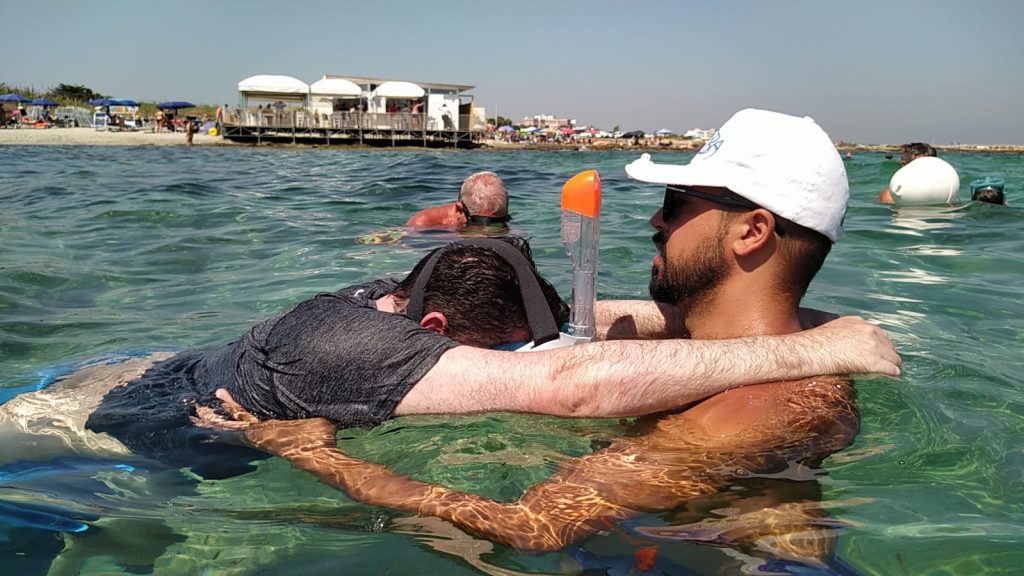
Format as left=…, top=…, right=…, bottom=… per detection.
left=0, top=93, right=32, bottom=103
left=88, top=98, right=138, bottom=107
left=560, top=127, right=575, bottom=135
left=158, top=101, right=196, bottom=110
left=497, top=125, right=515, bottom=132
left=371, top=81, right=425, bottom=99
left=655, top=128, right=673, bottom=135
left=621, top=130, right=645, bottom=138
left=31, top=98, right=59, bottom=107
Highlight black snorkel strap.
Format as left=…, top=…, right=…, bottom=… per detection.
left=467, top=214, right=511, bottom=225
left=405, top=239, right=560, bottom=347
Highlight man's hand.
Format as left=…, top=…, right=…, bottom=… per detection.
left=193, top=389, right=339, bottom=457
left=804, top=316, right=901, bottom=377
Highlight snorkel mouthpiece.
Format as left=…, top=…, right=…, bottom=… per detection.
left=561, top=170, right=602, bottom=340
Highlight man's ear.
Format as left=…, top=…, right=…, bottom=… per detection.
left=731, top=209, right=776, bottom=257
left=420, top=311, right=449, bottom=334
left=447, top=201, right=468, bottom=226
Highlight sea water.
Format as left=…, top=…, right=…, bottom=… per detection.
left=0, top=145, right=1021, bottom=575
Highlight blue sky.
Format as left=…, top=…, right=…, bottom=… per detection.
left=2, top=0, right=1021, bottom=144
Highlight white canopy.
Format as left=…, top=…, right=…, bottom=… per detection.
left=371, top=81, right=425, bottom=99
left=237, top=75, right=309, bottom=95
left=309, top=77, right=362, bottom=97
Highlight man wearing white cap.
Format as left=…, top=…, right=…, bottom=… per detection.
left=203, top=109, right=873, bottom=569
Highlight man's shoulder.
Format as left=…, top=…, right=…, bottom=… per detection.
left=331, top=278, right=398, bottom=301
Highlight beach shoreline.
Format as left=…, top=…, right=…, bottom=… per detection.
left=2, top=127, right=1021, bottom=154
left=0, top=127, right=232, bottom=147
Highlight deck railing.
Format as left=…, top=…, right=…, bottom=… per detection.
left=225, top=109, right=472, bottom=131
left=224, top=108, right=475, bottom=129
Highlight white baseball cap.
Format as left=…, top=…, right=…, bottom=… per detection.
left=625, top=108, right=849, bottom=242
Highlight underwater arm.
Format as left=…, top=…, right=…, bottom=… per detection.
left=209, top=391, right=625, bottom=552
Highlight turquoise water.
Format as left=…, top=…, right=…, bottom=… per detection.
left=1, top=145, right=1022, bottom=574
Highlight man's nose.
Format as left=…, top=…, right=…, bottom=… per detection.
left=649, top=208, right=666, bottom=229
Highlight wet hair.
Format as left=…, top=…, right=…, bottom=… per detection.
left=972, top=187, right=1005, bottom=205
left=392, top=236, right=569, bottom=347
left=459, top=172, right=509, bottom=218
left=900, top=142, right=937, bottom=165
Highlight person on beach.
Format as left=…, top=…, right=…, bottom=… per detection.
left=184, top=117, right=196, bottom=146
left=405, top=171, right=511, bottom=229
left=204, top=109, right=867, bottom=568
left=878, top=142, right=937, bottom=203
left=2, top=230, right=897, bottom=479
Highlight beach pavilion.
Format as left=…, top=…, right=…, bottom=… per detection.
left=237, top=74, right=309, bottom=125
left=309, top=76, right=362, bottom=120
left=225, top=73, right=483, bottom=148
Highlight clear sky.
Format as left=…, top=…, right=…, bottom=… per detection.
left=3, top=0, right=1022, bottom=144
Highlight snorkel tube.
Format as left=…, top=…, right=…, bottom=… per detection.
left=513, top=169, right=601, bottom=352
left=561, top=170, right=601, bottom=340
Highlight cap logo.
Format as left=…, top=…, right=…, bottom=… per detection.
left=698, top=131, right=723, bottom=157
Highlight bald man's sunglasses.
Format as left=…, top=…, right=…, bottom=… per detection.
left=662, top=185, right=785, bottom=235
left=458, top=200, right=511, bottom=225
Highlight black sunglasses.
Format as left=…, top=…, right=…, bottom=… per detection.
left=458, top=200, right=511, bottom=225
left=661, top=185, right=785, bottom=236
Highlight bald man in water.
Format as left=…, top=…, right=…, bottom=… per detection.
left=210, top=109, right=868, bottom=567
left=405, top=171, right=511, bottom=228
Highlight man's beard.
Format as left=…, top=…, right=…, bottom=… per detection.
left=649, top=231, right=728, bottom=308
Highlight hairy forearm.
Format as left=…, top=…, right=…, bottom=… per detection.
left=594, top=300, right=687, bottom=340
left=405, top=315, right=896, bottom=419
left=542, top=330, right=851, bottom=417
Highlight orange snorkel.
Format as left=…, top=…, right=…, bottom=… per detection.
left=511, top=169, right=601, bottom=352
left=560, top=170, right=601, bottom=341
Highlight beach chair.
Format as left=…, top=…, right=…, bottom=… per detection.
left=93, top=111, right=109, bottom=130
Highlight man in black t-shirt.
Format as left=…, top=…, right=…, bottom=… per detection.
left=75, top=237, right=567, bottom=476
left=2, top=237, right=565, bottom=478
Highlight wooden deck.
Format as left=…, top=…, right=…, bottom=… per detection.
left=220, top=111, right=479, bottom=148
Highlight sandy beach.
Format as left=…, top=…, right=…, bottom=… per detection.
left=2, top=127, right=1021, bottom=154
left=0, top=127, right=231, bottom=147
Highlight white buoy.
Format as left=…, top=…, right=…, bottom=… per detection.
left=889, top=157, right=961, bottom=206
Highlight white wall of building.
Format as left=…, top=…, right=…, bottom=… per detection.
left=427, top=94, right=460, bottom=130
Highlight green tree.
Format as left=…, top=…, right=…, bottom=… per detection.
left=487, top=115, right=516, bottom=128
left=50, top=83, right=105, bottom=105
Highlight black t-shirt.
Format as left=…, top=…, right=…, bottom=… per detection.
left=86, top=279, right=458, bottom=477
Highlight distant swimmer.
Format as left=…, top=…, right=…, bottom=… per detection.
left=878, top=142, right=937, bottom=203
left=970, top=176, right=1007, bottom=205
left=358, top=171, right=511, bottom=244
left=203, top=109, right=881, bottom=567
left=405, top=171, right=511, bottom=228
